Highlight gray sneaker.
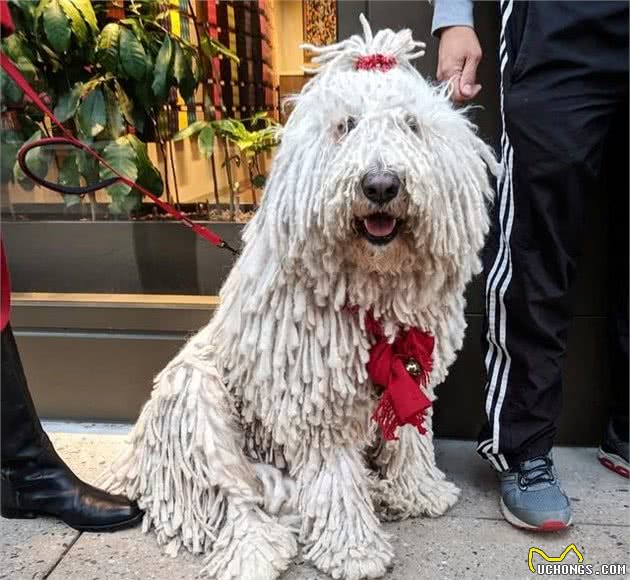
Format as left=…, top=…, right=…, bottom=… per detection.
left=598, top=420, right=629, bottom=479
left=499, top=453, right=571, bottom=532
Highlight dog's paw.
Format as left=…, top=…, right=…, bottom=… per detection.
left=306, top=533, right=394, bottom=580
left=202, top=506, right=297, bottom=580
left=416, top=478, right=460, bottom=517
left=371, top=477, right=460, bottom=520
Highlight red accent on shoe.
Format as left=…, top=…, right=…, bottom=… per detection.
left=539, top=520, right=570, bottom=532
left=599, top=457, right=630, bottom=479
left=509, top=520, right=569, bottom=533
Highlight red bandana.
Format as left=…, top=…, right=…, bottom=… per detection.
left=355, top=54, right=397, bottom=72
left=364, top=312, right=434, bottom=441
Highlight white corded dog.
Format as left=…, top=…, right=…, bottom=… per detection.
left=103, top=16, right=499, bottom=580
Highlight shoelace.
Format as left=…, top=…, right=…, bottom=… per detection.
left=518, top=456, right=555, bottom=487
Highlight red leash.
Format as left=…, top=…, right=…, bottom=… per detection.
left=0, top=52, right=239, bottom=255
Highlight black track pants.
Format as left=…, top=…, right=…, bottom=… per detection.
left=477, top=1, right=629, bottom=471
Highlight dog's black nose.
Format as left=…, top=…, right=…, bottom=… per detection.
left=361, top=172, right=400, bottom=205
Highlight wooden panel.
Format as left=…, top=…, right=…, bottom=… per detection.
left=16, top=331, right=184, bottom=422
left=11, top=296, right=612, bottom=442
left=279, top=75, right=308, bottom=98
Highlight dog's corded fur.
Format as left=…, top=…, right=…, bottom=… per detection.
left=103, top=16, right=500, bottom=580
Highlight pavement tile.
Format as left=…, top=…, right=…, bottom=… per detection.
left=48, top=431, right=130, bottom=485
left=6, top=430, right=629, bottom=580
left=46, top=527, right=203, bottom=580
left=46, top=515, right=628, bottom=580
left=0, top=517, right=78, bottom=580
left=47, top=433, right=630, bottom=528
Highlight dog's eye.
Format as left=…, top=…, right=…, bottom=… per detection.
left=405, top=116, right=419, bottom=134
left=336, top=117, right=356, bottom=138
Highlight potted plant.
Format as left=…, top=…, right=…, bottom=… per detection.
left=1, top=0, right=277, bottom=295
left=172, top=111, right=279, bottom=220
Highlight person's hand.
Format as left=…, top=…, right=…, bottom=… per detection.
left=437, top=26, right=483, bottom=103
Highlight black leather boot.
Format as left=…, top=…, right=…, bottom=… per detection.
left=1, top=324, right=143, bottom=532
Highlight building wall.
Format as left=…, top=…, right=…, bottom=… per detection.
left=4, top=1, right=614, bottom=444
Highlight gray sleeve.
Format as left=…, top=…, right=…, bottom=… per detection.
left=431, top=0, right=474, bottom=36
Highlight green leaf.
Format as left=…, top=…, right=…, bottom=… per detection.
left=2, top=34, right=36, bottom=62
left=126, top=134, right=163, bottom=197
left=249, top=111, right=268, bottom=124
left=97, top=23, right=121, bottom=73
left=151, top=35, right=172, bottom=102
left=53, top=82, right=83, bottom=122
left=14, top=130, right=48, bottom=190
left=199, top=32, right=213, bottom=60
left=136, top=164, right=163, bottom=197
left=0, top=69, right=23, bottom=104
left=59, top=0, right=88, bottom=45
left=68, top=0, right=97, bottom=33
left=76, top=147, right=99, bottom=186
left=120, top=18, right=148, bottom=45
left=38, top=43, right=63, bottom=72
left=252, top=174, right=266, bottom=189
left=11, top=0, right=37, bottom=35
left=172, top=120, right=207, bottom=142
left=14, top=56, right=37, bottom=83
left=104, top=86, right=124, bottom=138
left=114, top=81, right=134, bottom=126
left=173, top=43, right=195, bottom=100
left=129, top=79, right=154, bottom=115
left=199, top=32, right=239, bottom=64
left=1, top=130, right=23, bottom=184
left=216, top=42, right=239, bottom=63
left=125, top=134, right=149, bottom=165
left=43, top=0, right=71, bottom=52
left=80, top=74, right=112, bottom=96
left=58, top=152, right=82, bottom=206
left=119, top=27, right=147, bottom=80
left=197, top=126, right=215, bottom=158
left=77, top=88, right=106, bottom=137
left=212, top=118, right=238, bottom=137
left=99, top=137, right=138, bottom=199
left=109, top=191, right=141, bottom=215
left=59, top=154, right=80, bottom=186
left=134, top=158, right=163, bottom=198
left=34, top=0, right=52, bottom=24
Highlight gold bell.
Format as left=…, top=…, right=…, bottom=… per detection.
left=405, top=358, right=421, bottom=377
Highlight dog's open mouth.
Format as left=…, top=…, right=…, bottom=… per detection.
left=355, top=213, right=402, bottom=245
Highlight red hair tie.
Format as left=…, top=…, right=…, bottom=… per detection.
left=355, top=54, right=397, bottom=72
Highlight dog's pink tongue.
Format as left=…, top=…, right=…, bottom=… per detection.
left=364, top=215, right=396, bottom=237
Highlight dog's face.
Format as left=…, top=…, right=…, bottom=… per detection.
left=321, top=67, right=447, bottom=274
left=258, top=26, right=498, bottom=289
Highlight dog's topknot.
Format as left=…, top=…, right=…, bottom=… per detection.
left=301, top=13, right=426, bottom=76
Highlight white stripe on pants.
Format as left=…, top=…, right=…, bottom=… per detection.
left=482, top=0, right=516, bottom=470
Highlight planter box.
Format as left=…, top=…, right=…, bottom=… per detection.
left=3, top=220, right=244, bottom=295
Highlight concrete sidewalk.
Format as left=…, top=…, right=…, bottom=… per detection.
left=1, top=425, right=628, bottom=580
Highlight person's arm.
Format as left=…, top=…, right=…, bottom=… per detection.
left=431, top=0, right=483, bottom=103
left=431, top=0, right=474, bottom=35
